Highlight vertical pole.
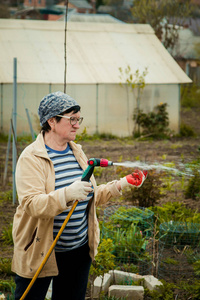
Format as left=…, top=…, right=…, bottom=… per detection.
left=0, top=83, right=3, bottom=131
left=64, top=0, right=68, bottom=93
left=25, top=108, right=35, bottom=141
left=12, top=58, right=17, bottom=205
left=178, top=84, right=181, bottom=134
left=96, top=83, right=99, bottom=134
left=3, top=121, right=12, bottom=186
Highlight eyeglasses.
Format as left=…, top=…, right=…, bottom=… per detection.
left=57, top=115, right=83, bottom=125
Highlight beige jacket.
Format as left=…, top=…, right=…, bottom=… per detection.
left=11, top=133, right=121, bottom=278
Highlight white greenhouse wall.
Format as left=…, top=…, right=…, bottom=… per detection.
left=0, top=83, right=180, bottom=137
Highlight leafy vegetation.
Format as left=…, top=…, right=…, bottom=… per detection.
left=181, top=83, right=200, bottom=109
left=2, top=225, right=13, bottom=246
left=134, top=103, right=170, bottom=139
left=121, top=169, right=164, bottom=207
left=179, top=122, right=197, bottom=137
left=131, top=0, right=193, bottom=51
left=185, top=169, right=200, bottom=200
left=119, top=65, right=148, bottom=136
left=149, top=201, right=200, bottom=227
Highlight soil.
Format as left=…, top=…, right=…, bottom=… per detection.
left=0, top=107, right=200, bottom=298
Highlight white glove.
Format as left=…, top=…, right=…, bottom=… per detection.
left=120, top=170, right=148, bottom=190
left=65, top=180, right=93, bottom=202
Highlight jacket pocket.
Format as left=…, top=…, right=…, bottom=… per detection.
left=24, top=227, right=37, bottom=251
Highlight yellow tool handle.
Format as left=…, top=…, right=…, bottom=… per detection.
left=20, top=200, right=79, bottom=300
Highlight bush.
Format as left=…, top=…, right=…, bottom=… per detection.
left=134, top=103, right=170, bottom=138
left=0, top=259, right=13, bottom=276
left=2, top=224, right=13, bottom=246
left=149, top=201, right=200, bottom=228
left=179, top=122, right=196, bottom=137
left=122, top=170, right=164, bottom=207
left=185, top=170, right=200, bottom=200
left=181, top=83, right=200, bottom=109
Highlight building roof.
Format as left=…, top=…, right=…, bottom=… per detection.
left=69, top=0, right=93, bottom=9
left=170, top=28, right=200, bottom=60
left=0, top=19, right=191, bottom=84
left=65, top=13, right=124, bottom=23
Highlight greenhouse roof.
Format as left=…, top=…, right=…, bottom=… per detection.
left=0, top=19, right=191, bottom=84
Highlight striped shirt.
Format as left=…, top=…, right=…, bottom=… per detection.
left=46, top=144, right=94, bottom=252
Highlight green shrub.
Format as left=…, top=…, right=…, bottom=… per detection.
left=180, top=279, right=200, bottom=300
left=144, top=279, right=177, bottom=299
left=185, top=170, right=200, bottom=200
left=179, top=122, right=196, bottom=137
left=0, top=278, right=15, bottom=293
left=181, top=83, right=200, bottom=108
left=134, top=103, right=170, bottom=138
left=2, top=224, right=13, bottom=246
left=110, top=224, right=149, bottom=263
left=109, top=206, right=153, bottom=229
left=0, top=132, right=8, bottom=142
left=149, top=201, right=200, bottom=228
left=0, top=258, right=13, bottom=276
left=0, top=191, right=13, bottom=202
left=193, top=260, right=200, bottom=277
left=90, top=239, right=116, bottom=278
left=122, top=170, right=164, bottom=207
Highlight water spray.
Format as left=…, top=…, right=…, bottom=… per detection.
left=83, top=158, right=194, bottom=177
left=113, top=161, right=194, bottom=177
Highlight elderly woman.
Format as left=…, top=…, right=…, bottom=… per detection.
left=12, top=91, right=147, bottom=300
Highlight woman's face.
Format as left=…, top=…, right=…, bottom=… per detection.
left=51, top=111, right=81, bottom=143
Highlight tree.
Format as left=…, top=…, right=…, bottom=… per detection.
left=103, top=0, right=133, bottom=21
left=131, top=0, right=193, bottom=50
left=119, top=65, right=148, bottom=136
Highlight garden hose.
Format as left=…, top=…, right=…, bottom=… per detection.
left=19, top=199, right=79, bottom=300
left=19, top=158, right=113, bottom=300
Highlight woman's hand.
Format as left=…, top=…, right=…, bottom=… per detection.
left=65, top=180, right=93, bottom=202
left=118, top=170, right=148, bottom=190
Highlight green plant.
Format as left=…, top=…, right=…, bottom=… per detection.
left=90, top=239, right=116, bottom=299
left=119, top=65, right=148, bottom=136
left=109, top=206, right=153, bottom=230
left=0, top=258, right=13, bottom=276
left=116, top=263, right=139, bottom=274
left=159, top=221, right=200, bottom=248
left=181, top=83, right=200, bottom=109
left=93, top=167, right=105, bottom=179
left=100, top=296, right=127, bottom=300
left=5, top=287, right=15, bottom=300
left=193, top=260, right=200, bottom=277
left=0, top=278, right=15, bottom=293
left=180, top=279, right=200, bottom=299
left=134, top=103, right=170, bottom=138
left=163, top=257, right=179, bottom=265
left=106, top=224, right=149, bottom=264
left=144, top=279, right=177, bottom=299
left=185, top=247, right=200, bottom=264
left=179, top=122, right=196, bottom=137
left=160, top=174, right=177, bottom=194
left=185, top=170, right=200, bottom=200
left=2, top=224, right=13, bottom=245
left=149, top=201, right=200, bottom=228
left=0, top=191, right=13, bottom=202
left=122, top=170, right=164, bottom=207
left=0, top=133, right=8, bottom=142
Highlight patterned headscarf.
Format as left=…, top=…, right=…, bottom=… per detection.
left=38, top=91, right=79, bottom=126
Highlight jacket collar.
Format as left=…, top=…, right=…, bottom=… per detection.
left=31, top=132, right=95, bottom=187
left=32, top=132, right=87, bottom=169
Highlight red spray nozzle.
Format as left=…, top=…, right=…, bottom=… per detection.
left=87, top=158, right=113, bottom=167
left=99, top=159, right=113, bottom=167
